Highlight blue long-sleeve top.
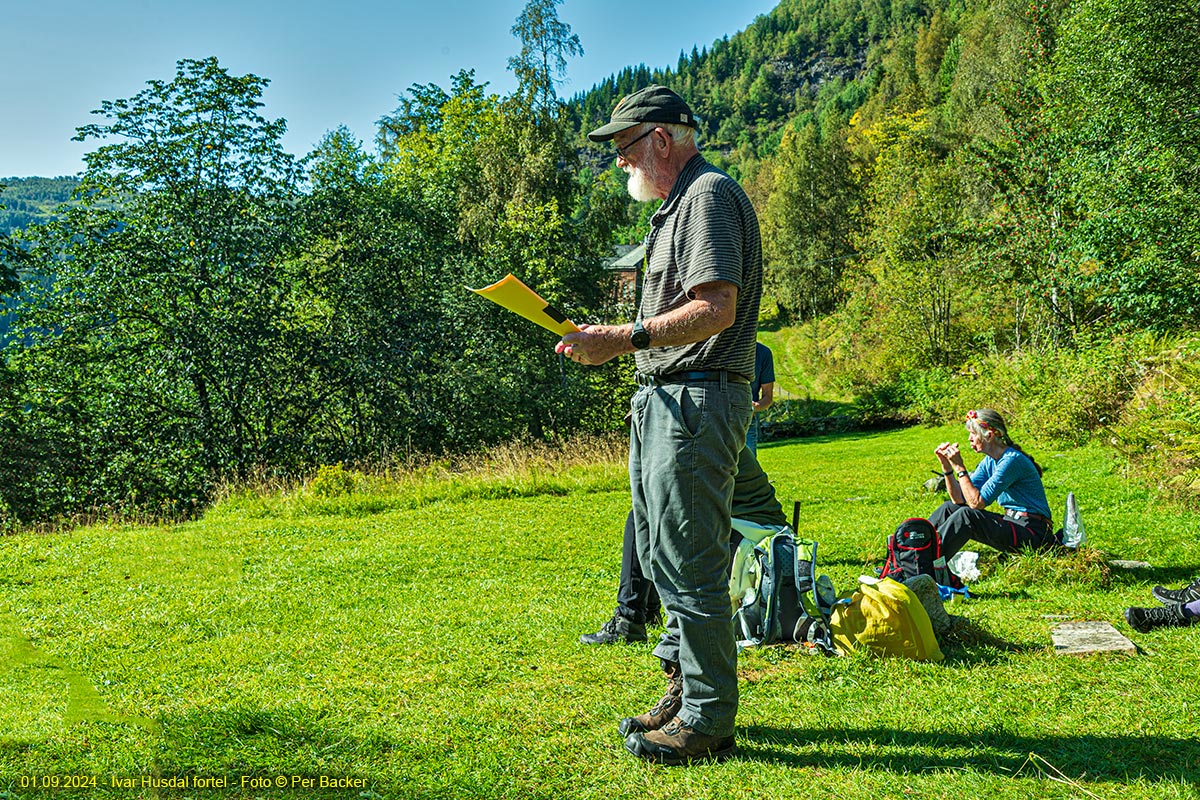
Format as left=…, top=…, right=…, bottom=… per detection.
left=970, top=447, right=1052, bottom=520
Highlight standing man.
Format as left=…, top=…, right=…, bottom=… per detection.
left=556, top=85, right=762, bottom=764
left=747, top=341, right=775, bottom=454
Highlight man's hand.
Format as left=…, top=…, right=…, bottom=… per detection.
left=556, top=323, right=634, bottom=367
left=556, top=280, right=739, bottom=368
left=753, top=382, right=774, bottom=414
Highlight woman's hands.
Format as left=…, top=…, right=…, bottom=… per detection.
left=935, top=441, right=966, bottom=472
left=935, top=440, right=981, bottom=507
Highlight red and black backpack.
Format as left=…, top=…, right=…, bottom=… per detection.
left=880, top=518, right=964, bottom=589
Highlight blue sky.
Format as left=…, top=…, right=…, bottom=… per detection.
left=1, top=0, right=779, bottom=179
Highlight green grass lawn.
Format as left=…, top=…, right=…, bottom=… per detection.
left=2, top=425, right=1199, bottom=799
left=756, top=322, right=850, bottom=402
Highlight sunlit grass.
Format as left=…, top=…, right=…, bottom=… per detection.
left=209, top=433, right=630, bottom=520
left=2, top=425, right=1199, bottom=799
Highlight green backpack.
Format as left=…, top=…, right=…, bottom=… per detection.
left=729, top=518, right=836, bottom=651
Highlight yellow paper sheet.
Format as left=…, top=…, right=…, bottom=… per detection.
left=468, top=274, right=580, bottom=336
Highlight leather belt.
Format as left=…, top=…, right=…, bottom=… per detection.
left=635, top=370, right=750, bottom=387
left=1006, top=510, right=1051, bottom=525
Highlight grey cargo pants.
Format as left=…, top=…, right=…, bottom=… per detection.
left=629, top=375, right=751, bottom=737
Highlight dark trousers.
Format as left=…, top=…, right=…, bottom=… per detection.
left=615, top=510, right=745, bottom=623
left=930, top=501, right=1055, bottom=559
left=616, top=510, right=660, bottom=623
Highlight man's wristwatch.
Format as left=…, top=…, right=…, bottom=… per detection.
left=630, top=320, right=651, bottom=350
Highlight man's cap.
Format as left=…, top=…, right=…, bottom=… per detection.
left=587, top=85, right=698, bottom=142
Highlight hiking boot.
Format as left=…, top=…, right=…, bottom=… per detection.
left=624, top=717, right=736, bottom=765
left=1151, top=579, right=1200, bottom=606
left=617, top=659, right=682, bottom=736
left=580, top=613, right=647, bottom=645
left=1125, top=603, right=1196, bottom=633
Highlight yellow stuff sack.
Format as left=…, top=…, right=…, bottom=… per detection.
left=829, top=576, right=944, bottom=662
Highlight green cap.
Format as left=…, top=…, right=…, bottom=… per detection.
left=587, top=85, right=698, bottom=142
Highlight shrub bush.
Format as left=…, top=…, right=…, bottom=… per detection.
left=849, top=330, right=1160, bottom=445
left=1110, top=336, right=1200, bottom=502
left=310, top=464, right=360, bottom=497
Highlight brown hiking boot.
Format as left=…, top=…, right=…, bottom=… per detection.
left=624, top=717, right=736, bottom=765
left=617, top=659, right=682, bottom=736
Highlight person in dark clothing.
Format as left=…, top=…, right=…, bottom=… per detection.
left=581, top=446, right=787, bottom=645
left=930, top=408, right=1056, bottom=559
left=746, top=342, right=775, bottom=454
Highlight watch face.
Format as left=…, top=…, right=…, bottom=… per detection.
left=632, top=326, right=650, bottom=349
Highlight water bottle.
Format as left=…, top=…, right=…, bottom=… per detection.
left=815, top=574, right=837, bottom=616
left=1061, top=492, right=1086, bottom=548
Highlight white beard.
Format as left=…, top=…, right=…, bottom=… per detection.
left=625, top=164, right=659, bottom=202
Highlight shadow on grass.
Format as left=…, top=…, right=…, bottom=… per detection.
left=1108, top=563, right=1200, bottom=590
left=936, top=617, right=1042, bottom=665
left=817, top=557, right=884, bottom=570
left=141, top=707, right=391, bottom=796
left=736, top=724, right=1200, bottom=784
left=956, top=589, right=1036, bottom=601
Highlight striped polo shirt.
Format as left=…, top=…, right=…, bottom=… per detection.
left=635, top=154, right=762, bottom=380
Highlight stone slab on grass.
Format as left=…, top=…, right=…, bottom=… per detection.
left=1051, top=621, right=1137, bottom=656
left=1108, top=559, right=1152, bottom=570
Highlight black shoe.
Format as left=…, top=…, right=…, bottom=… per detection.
left=580, top=613, right=647, bottom=645
left=1125, top=604, right=1195, bottom=633
left=624, top=717, right=736, bottom=765
left=1151, top=580, right=1200, bottom=606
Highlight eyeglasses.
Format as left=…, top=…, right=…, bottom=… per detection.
left=614, top=127, right=657, bottom=160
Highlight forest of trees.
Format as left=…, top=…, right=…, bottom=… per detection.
left=575, top=0, right=1198, bottom=361
left=0, top=177, right=78, bottom=234
left=1, top=0, right=1197, bottom=525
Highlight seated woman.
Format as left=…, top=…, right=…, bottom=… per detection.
left=930, top=408, right=1056, bottom=560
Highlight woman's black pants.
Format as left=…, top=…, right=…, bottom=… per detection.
left=930, top=501, right=1055, bottom=560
